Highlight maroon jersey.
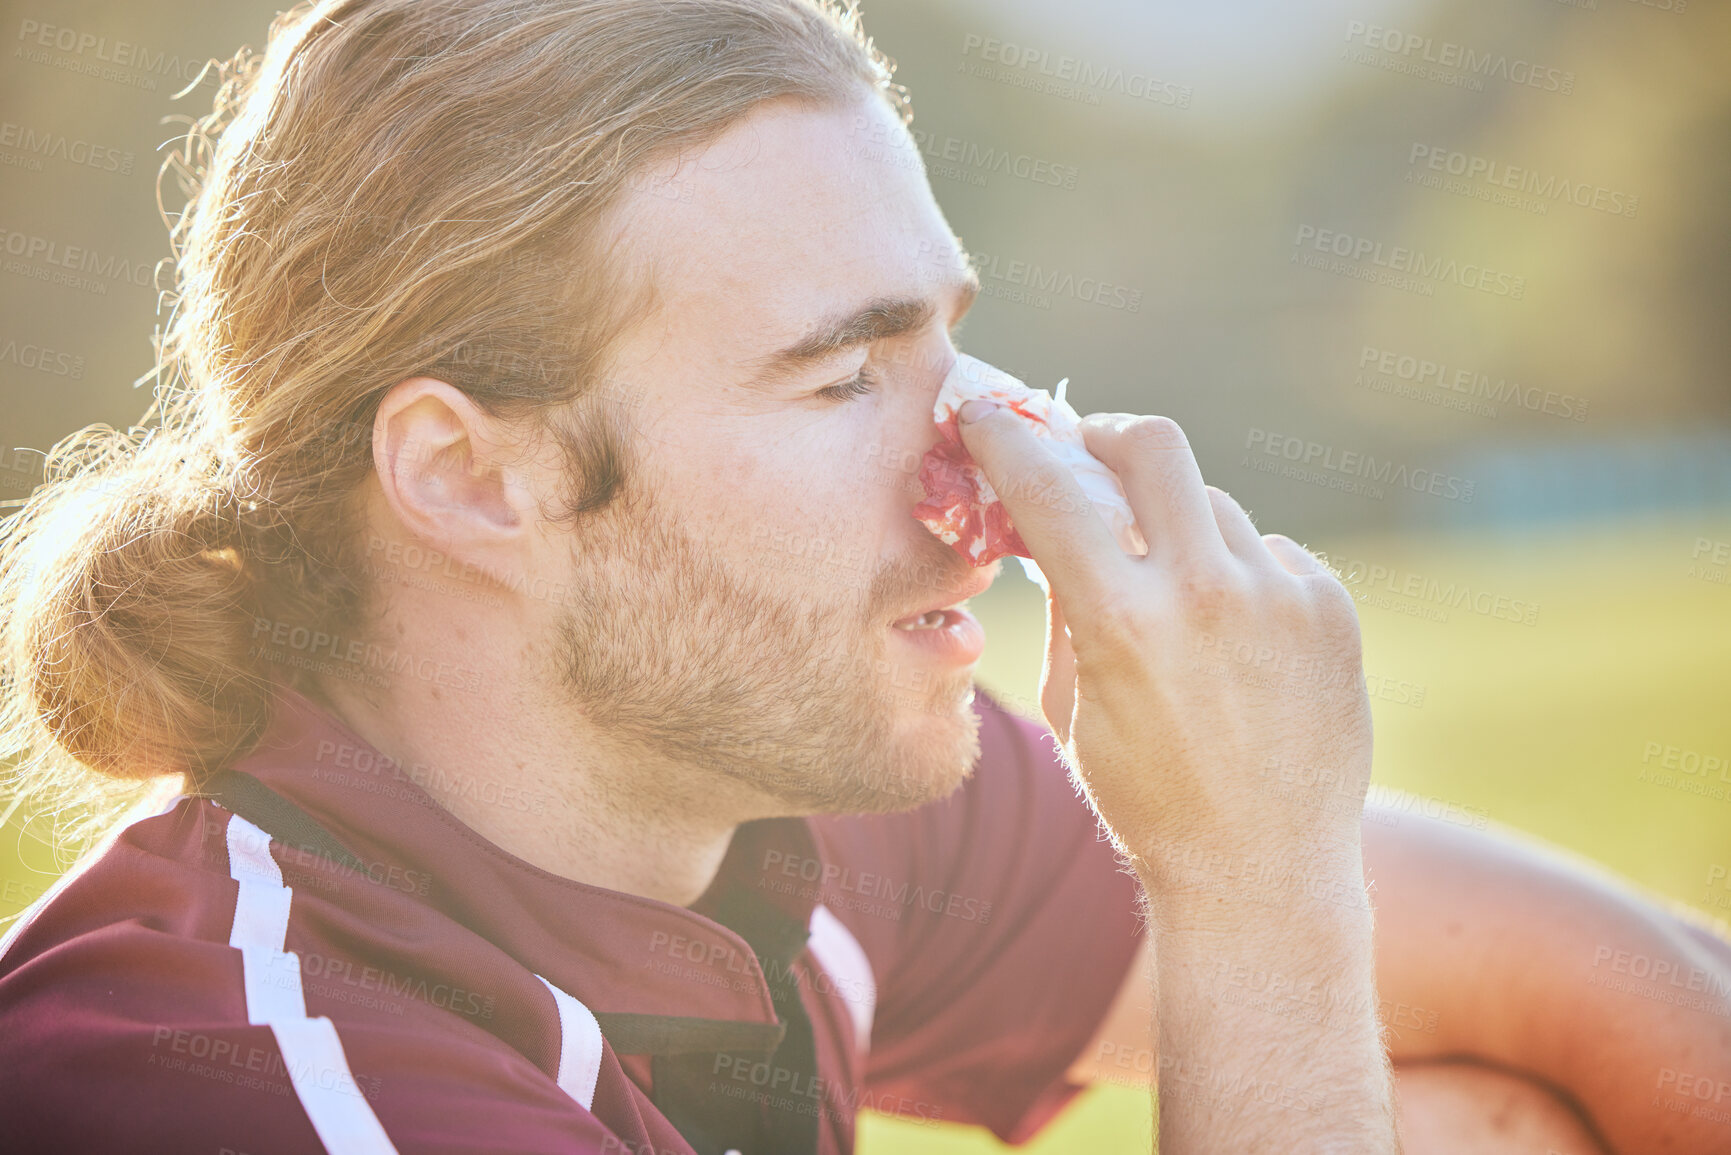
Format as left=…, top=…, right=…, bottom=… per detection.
left=0, top=688, right=1141, bottom=1153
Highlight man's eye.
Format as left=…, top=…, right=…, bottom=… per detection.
left=814, top=366, right=878, bottom=403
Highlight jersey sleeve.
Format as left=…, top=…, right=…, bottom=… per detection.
left=809, top=690, right=1145, bottom=1142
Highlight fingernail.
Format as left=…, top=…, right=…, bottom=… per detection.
left=958, top=399, right=1000, bottom=424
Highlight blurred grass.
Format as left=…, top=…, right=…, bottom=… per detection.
left=859, top=1083, right=1152, bottom=1154
left=2, top=519, right=1727, bottom=1154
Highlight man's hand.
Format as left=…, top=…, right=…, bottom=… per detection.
left=958, top=403, right=1398, bottom=1151
left=959, top=405, right=1371, bottom=886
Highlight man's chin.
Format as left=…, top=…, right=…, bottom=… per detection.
left=818, top=692, right=982, bottom=816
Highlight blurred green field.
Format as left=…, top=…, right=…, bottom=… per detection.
left=3, top=518, right=1727, bottom=1154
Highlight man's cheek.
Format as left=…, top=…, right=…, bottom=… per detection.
left=659, top=409, right=908, bottom=589
left=649, top=423, right=787, bottom=524
left=863, top=440, right=924, bottom=479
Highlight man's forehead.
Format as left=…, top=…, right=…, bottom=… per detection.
left=610, top=95, right=968, bottom=366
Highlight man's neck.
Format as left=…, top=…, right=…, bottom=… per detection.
left=312, top=672, right=759, bottom=908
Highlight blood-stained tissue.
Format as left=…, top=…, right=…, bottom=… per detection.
left=913, top=354, right=1148, bottom=567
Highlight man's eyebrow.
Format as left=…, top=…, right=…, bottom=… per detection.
left=745, top=274, right=980, bottom=389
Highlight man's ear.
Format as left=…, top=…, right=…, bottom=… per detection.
left=372, top=377, right=533, bottom=557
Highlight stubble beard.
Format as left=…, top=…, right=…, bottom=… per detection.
left=553, top=487, right=981, bottom=816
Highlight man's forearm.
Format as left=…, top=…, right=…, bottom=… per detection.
left=1141, top=858, right=1400, bottom=1152
left=1364, top=802, right=1731, bottom=1153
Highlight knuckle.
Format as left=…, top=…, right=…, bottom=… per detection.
left=1206, top=486, right=1251, bottom=519
left=1302, top=571, right=1361, bottom=623
left=1123, top=414, right=1187, bottom=447
left=1084, top=589, right=1156, bottom=656
left=1079, top=413, right=1144, bottom=462
left=1174, top=564, right=1246, bottom=618
left=1263, top=532, right=1321, bottom=572
left=1032, top=462, right=1071, bottom=492
left=1256, top=569, right=1311, bottom=615
left=1302, top=565, right=1350, bottom=599
left=1015, top=464, right=1072, bottom=510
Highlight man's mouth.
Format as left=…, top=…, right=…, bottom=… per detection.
left=892, top=607, right=964, bottom=631
left=887, top=571, right=996, bottom=631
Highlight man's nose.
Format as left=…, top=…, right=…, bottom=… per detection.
left=860, top=339, right=958, bottom=499
left=893, top=338, right=958, bottom=432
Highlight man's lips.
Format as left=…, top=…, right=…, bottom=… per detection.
left=888, top=571, right=997, bottom=629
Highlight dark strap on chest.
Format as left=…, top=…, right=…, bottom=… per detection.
left=651, top=888, right=821, bottom=1155
left=196, top=769, right=369, bottom=872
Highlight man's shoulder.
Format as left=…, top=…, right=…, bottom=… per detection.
left=0, top=795, right=596, bottom=1152
left=2, top=795, right=238, bottom=967
left=0, top=962, right=319, bottom=1153
left=0, top=798, right=260, bottom=1058
left=0, top=799, right=305, bottom=1150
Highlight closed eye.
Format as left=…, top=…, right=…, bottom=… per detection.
left=814, top=366, right=879, bottom=403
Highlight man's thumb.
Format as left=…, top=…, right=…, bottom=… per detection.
left=957, top=399, right=999, bottom=426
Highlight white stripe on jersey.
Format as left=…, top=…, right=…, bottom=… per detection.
left=225, top=813, right=399, bottom=1155
left=534, top=973, right=604, bottom=1112
left=807, top=905, right=876, bottom=1055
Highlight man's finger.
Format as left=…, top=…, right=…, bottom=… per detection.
left=1041, top=590, right=1078, bottom=748
left=1207, top=487, right=1280, bottom=571
left=1263, top=533, right=1326, bottom=576
left=957, top=401, right=1125, bottom=610
left=1081, top=415, right=1227, bottom=569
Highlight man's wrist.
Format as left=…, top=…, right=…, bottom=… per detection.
left=1131, top=834, right=1370, bottom=936
left=1137, top=843, right=1383, bottom=1041
left=1150, top=886, right=1381, bottom=1009
left=1144, top=863, right=1397, bottom=1150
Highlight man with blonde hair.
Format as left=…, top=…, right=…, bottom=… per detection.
left=1, top=1, right=1726, bottom=1152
